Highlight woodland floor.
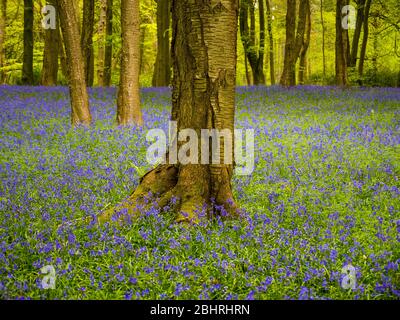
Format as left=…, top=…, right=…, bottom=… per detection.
left=0, top=85, right=399, bottom=299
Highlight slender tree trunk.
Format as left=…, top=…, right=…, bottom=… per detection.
left=265, top=0, right=275, bottom=85
left=358, top=0, right=372, bottom=77
left=22, top=0, right=34, bottom=85
left=244, top=52, right=251, bottom=85
left=41, top=0, right=59, bottom=86
left=320, top=0, right=326, bottom=80
left=97, top=0, right=107, bottom=86
left=117, top=0, right=143, bottom=126
left=58, top=24, right=68, bottom=80
left=336, top=0, right=349, bottom=86
left=104, top=0, right=113, bottom=86
left=81, top=0, right=95, bottom=86
left=299, top=0, right=311, bottom=85
left=0, top=0, right=6, bottom=84
left=57, top=0, right=92, bottom=126
left=240, top=0, right=265, bottom=85
left=349, top=0, right=365, bottom=67
left=99, top=0, right=240, bottom=225
left=152, top=0, right=171, bottom=87
left=281, top=0, right=308, bottom=86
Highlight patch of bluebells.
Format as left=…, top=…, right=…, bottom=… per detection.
left=0, top=85, right=399, bottom=299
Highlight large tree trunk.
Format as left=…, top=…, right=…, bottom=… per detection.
left=41, top=0, right=59, bottom=86
left=335, top=0, right=349, bottom=86
left=57, top=0, right=92, bottom=126
left=22, top=0, right=34, bottom=85
left=358, top=0, right=372, bottom=77
left=280, top=0, right=308, bottom=86
left=265, top=0, right=275, bottom=85
left=152, top=0, right=171, bottom=87
left=349, top=0, right=365, bottom=67
left=240, top=0, right=265, bottom=85
left=117, top=0, right=143, bottom=126
left=81, top=0, right=95, bottom=86
left=103, top=0, right=113, bottom=86
left=99, top=0, right=240, bottom=225
left=298, top=0, right=311, bottom=85
left=0, top=0, right=6, bottom=84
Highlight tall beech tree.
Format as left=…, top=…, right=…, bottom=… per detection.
left=22, top=0, right=33, bottom=85
left=152, top=0, right=171, bottom=87
left=280, top=0, right=309, bottom=86
left=81, top=0, right=95, bottom=86
left=240, top=0, right=265, bottom=85
left=336, top=0, right=349, bottom=86
left=41, top=0, right=59, bottom=86
left=117, top=0, right=143, bottom=126
left=57, top=0, right=92, bottom=126
left=99, top=0, right=240, bottom=224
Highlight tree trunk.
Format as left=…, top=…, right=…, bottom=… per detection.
left=81, top=0, right=95, bottom=86
left=152, top=0, right=171, bottom=87
left=139, top=25, right=146, bottom=75
left=104, top=0, right=113, bottom=86
left=320, top=0, right=326, bottom=80
left=299, top=0, right=311, bottom=85
left=265, top=0, right=275, bottom=85
left=0, top=0, right=6, bottom=84
left=358, top=0, right=372, bottom=77
left=97, top=0, right=107, bottom=86
left=57, top=0, right=92, bottom=126
left=117, top=0, right=143, bottom=126
left=335, top=0, right=349, bottom=86
left=240, top=0, right=265, bottom=85
left=58, top=23, right=68, bottom=80
left=349, top=0, right=365, bottom=67
left=280, top=0, right=308, bottom=86
left=41, top=0, right=59, bottom=86
left=99, top=0, right=240, bottom=225
left=22, top=0, right=34, bottom=85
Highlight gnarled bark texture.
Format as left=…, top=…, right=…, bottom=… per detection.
left=117, top=0, right=143, bottom=126
left=99, top=0, right=240, bottom=225
left=57, top=0, right=92, bottom=126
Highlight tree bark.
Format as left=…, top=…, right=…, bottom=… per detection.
left=22, top=0, right=34, bottom=85
left=41, top=0, right=59, bottom=86
left=280, top=0, right=308, bottom=86
left=99, top=0, right=240, bottom=225
left=349, top=0, right=365, bottom=67
left=117, top=0, right=143, bottom=126
left=104, top=0, right=113, bottom=86
left=358, top=0, right=372, bottom=77
left=240, top=0, right=265, bottom=85
left=299, top=0, right=311, bottom=85
left=81, top=0, right=95, bottom=86
left=57, top=0, right=92, bottom=126
left=335, top=0, right=349, bottom=86
left=320, top=0, right=326, bottom=79
left=0, top=0, right=6, bottom=84
left=97, top=0, right=107, bottom=86
left=58, top=23, right=68, bottom=80
left=265, top=0, right=275, bottom=85
left=152, top=0, right=171, bottom=87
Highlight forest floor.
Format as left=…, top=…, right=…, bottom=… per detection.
left=0, top=85, right=399, bottom=299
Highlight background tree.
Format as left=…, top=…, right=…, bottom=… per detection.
left=0, top=0, right=5, bottom=84
left=117, top=0, right=143, bottom=126
left=265, top=0, right=275, bottom=85
left=41, top=0, right=59, bottom=86
left=81, top=0, right=95, bottom=86
left=280, top=0, right=309, bottom=86
left=22, top=0, right=33, bottom=85
left=100, top=0, right=239, bottom=224
left=152, top=0, right=171, bottom=87
left=57, top=0, right=92, bottom=126
left=97, top=0, right=113, bottom=87
left=349, top=0, right=365, bottom=67
left=335, top=0, right=349, bottom=86
left=320, top=0, right=326, bottom=79
left=358, top=0, right=372, bottom=77
left=240, top=0, right=265, bottom=85
left=299, top=0, right=311, bottom=84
